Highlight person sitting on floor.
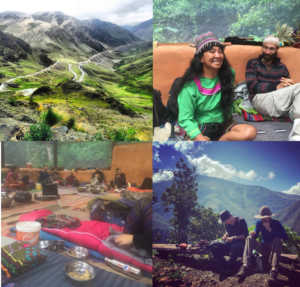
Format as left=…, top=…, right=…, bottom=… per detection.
left=14, top=166, right=30, bottom=187
left=52, top=169, right=65, bottom=186
left=39, top=165, right=52, bottom=183
left=5, top=166, right=25, bottom=189
left=245, top=35, right=300, bottom=141
left=115, top=168, right=127, bottom=189
left=172, top=31, right=257, bottom=141
left=112, top=198, right=152, bottom=257
left=90, top=174, right=108, bottom=191
left=209, top=210, right=249, bottom=275
left=236, top=206, right=288, bottom=285
left=65, top=172, right=80, bottom=187
left=91, top=166, right=104, bottom=183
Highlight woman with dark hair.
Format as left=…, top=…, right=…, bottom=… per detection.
left=114, top=168, right=127, bottom=189
left=5, top=166, right=28, bottom=190
left=174, top=32, right=257, bottom=141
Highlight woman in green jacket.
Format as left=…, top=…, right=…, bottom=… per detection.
left=174, top=32, right=257, bottom=141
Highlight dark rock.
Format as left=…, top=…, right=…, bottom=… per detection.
left=84, top=91, right=105, bottom=99
left=38, top=53, right=54, bottom=67
left=60, top=126, right=69, bottom=133
left=15, top=114, right=37, bottom=124
left=0, top=109, right=14, bottom=118
left=31, top=86, right=53, bottom=97
left=60, top=80, right=83, bottom=94
left=7, top=82, right=19, bottom=88
left=103, top=97, right=137, bottom=117
left=0, top=73, right=5, bottom=79
left=15, top=100, right=39, bottom=109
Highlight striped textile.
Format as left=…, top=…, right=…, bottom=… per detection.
left=242, top=109, right=292, bottom=122
left=195, top=31, right=220, bottom=54
left=123, top=198, right=152, bottom=235
left=246, top=55, right=290, bottom=100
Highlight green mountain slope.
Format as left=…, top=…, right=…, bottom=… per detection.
left=275, top=200, right=300, bottom=234
left=153, top=175, right=300, bottom=242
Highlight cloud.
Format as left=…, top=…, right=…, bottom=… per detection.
left=0, top=0, right=152, bottom=26
left=268, top=172, right=275, bottom=179
left=153, top=150, right=161, bottom=163
left=172, top=156, right=175, bottom=160
left=282, top=182, right=300, bottom=195
left=186, top=154, right=257, bottom=181
left=153, top=170, right=174, bottom=183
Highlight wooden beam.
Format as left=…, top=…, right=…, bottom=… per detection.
left=153, top=244, right=209, bottom=255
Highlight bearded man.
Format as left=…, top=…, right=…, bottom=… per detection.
left=245, top=35, right=300, bottom=140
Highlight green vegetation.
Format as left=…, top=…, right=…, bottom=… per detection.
left=154, top=0, right=300, bottom=42
left=24, top=122, right=53, bottom=141
left=66, top=116, right=76, bottom=130
left=109, top=128, right=141, bottom=141
left=7, top=96, right=17, bottom=106
left=41, top=107, right=63, bottom=127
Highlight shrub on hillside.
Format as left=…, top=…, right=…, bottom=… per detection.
left=109, top=129, right=140, bottom=141
left=7, top=97, right=17, bottom=106
left=23, top=122, right=53, bottom=141
left=40, top=107, right=63, bottom=127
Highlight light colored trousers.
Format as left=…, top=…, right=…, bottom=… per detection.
left=243, top=236, right=282, bottom=270
left=252, top=83, right=300, bottom=121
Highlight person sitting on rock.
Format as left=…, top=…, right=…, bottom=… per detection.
left=245, top=35, right=300, bottom=141
left=209, top=210, right=249, bottom=275
left=236, top=206, right=288, bottom=286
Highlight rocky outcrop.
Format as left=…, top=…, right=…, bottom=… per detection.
left=60, top=80, right=83, bottom=94
left=38, top=54, right=54, bottom=67
left=31, top=86, right=53, bottom=97
left=0, top=30, right=32, bottom=62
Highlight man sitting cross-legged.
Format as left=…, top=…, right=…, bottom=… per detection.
left=209, top=210, right=249, bottom=275
left=246, top=35, right=300, bottom=140
left=236, top=206, right=288, bottom=286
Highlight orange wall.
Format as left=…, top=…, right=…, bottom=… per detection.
left=153, top=43, right=300, bottom=104
left=2, top=143, right=153, bottom=185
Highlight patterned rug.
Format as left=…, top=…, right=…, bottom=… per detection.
left=1, top=194, right=92, bottom=238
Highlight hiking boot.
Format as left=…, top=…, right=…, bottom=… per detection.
left=267, top=270, right=278, bottom=286
left=236, top=265, right=251, bottom=278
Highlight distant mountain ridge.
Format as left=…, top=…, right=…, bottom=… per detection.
left=275, top=200, right=300, bottom=234
left=0, top=11, right=142, bottom=58
left=153, top=174, right=300, bottom=243
left=130, top=19, right=153, bottom=41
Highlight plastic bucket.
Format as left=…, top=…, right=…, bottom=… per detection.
left=16, top=221, right=41, bottom=245
left=36, top=183, right=42, bottom=190
left=26, top=162, right=32, bottom=169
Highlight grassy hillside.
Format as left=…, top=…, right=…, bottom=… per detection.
left=276, top=200, right=300, bottom=234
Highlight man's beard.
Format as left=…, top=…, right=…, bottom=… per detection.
left=263, top=51, right=277, bottom=62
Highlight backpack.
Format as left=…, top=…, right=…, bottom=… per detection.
left=166, top=77, right=182, bottom=122
left=153, top=88, right=170, bottom=128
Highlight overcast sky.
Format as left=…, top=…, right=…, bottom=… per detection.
left=0, top=0, right=152, bottom=26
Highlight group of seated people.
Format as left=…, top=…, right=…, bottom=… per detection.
left=157, top=32, right=300, bottom=141
left=209, top=205, right=287, bottom=285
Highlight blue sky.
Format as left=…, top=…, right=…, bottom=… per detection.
left=153, top=142, right=300, bottom=195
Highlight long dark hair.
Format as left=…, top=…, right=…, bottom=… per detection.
left=174, top=43, right=234, bottom=121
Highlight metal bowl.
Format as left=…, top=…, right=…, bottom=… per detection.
left=77, top=186, right=88, bottom=193
left=36, top=240, right=53, bottom=250
left=67, top=246, right=89, bottom=259
left=1, top=197, right=14, bottom=208
left=64, top=260, right=95, bottom=283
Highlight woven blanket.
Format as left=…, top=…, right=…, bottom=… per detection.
left=35, top=214, right=81, bottom=229
left=1, top=241, right=47, bottom=278
left=242, top=109, right=292, bottom=122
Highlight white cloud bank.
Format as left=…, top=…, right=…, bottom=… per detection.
left=153, top=170, right=174, bottom=183
left=282, top=182, right=300, bottom=195
left=186, top=154, right=257, bottom=181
